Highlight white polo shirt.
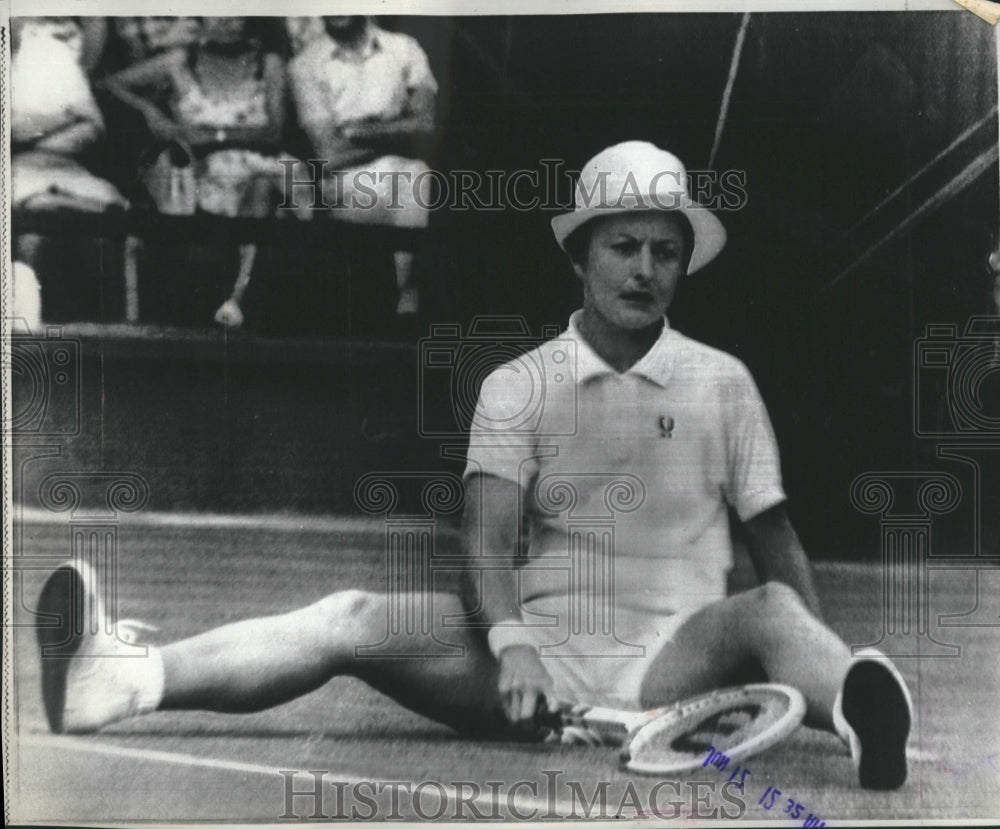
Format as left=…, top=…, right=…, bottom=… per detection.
left=289, top=23, right=437, bottom=164
left=463, top=312, right=786, bottom=617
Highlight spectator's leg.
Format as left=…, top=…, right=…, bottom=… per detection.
left=232, top=244, right=258, bottom=306
left=123, top=235, right=142, bottom=323
left=15, top=232, right=44, bottom=269
left=12, top=234, right=46, bottom=330
left=214, top=244, right=257, bottom=329
left=393, top=249, right=419, bottom=315
left=392, top=162, right=432, bottom=318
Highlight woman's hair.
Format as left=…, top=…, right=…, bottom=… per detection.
left=563, top=210, right=696, bottom=271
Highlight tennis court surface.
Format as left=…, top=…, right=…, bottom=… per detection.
left=8, top=514, right=1000, bottom=823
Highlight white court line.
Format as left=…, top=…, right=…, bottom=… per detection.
left=16, top=506, right=463, bottom=541
left=22, top=732, right=309, bottom=778
left=17, top=506, right=386, bottom=535
left=18, top=735, right=963, bottom=825
left=17, top=507, right=883, bottom=566
left=19, top=733, right=553, bottom=816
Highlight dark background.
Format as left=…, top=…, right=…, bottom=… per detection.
left=13, top=11, right=1000, bottom=558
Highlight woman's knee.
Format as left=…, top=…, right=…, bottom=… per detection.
left=750, top=581, right=805, bottom=616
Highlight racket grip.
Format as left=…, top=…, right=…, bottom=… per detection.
left=535, top=707, right=565, bottom=731
left=534, top=698, right=583, bottom=732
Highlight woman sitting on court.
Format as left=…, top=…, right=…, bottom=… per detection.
left=102, top=16, right=309, bottom=328
left=37, top=141, right=913, bottom=792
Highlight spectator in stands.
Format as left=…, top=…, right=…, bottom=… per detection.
left=284, top=16, right=326, bottom=56
left=10, top=17, right=130, bottom=329
left=102, top=16, right=310, bottom=329
left=112, top=17, right=201, bottom=65
left=11, top=17, right=127, bottom=211
left=288, top=16, right=437, bottom=319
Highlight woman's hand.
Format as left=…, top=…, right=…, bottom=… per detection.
left=33, top=117, right=102, bottom=155
left=340, top=119, right=385, bottom=142
left=497, top=645, right=555, bottom=732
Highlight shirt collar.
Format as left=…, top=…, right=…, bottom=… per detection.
left=564, top=310, right=677, bottom=388
left=327, top=21, right=381, bottom=60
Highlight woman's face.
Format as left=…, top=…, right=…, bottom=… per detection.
left=574, top=211, right=689, bottom=332
left=201, top=17, right=247, bottom=45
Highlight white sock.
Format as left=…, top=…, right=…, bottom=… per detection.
left=831, top=690, right=856, bottom=753
left=396, top=285, right=419, bottom=315
left=12, top=261, right=43, bottom=332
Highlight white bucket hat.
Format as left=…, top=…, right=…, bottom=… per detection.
left=551, top=141, right=727, bottom=274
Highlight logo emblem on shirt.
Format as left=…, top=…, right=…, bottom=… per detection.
left=658, top=415, right=675, bottom=438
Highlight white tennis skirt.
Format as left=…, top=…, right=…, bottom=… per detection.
left=519, top=594, right=694, bottom=710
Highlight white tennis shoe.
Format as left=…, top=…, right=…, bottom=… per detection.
left=832, top=648, right=913, bottom=790
left=37, top=561, right=163, bottom=734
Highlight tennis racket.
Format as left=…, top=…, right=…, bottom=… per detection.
left=540, top=683, right=806, bottom=776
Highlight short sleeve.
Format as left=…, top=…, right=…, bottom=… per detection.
left=721, top=365, right=786, bottom=521
left=288, top=48, right=330, bottom=139
left=401, top=34, right=437, bottom=93
left=287, top=52, right=312, bottom=109
left=463, top=365, right=540, bottom=488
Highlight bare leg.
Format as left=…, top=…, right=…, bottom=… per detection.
left=393, top=249, right=418, bottom=315
left=639, top=582, right=850, bottom=729
left=214, top=244, right=257, bottom=328
left=13, top=234, right=45, bottom=330
left=16, top=232, right=44, bottom=265
left=40, top=564, right=503, bottom=735
left=160, top=590, right=502, bottom=733
left=232, top=244, right=257, bottom=306
left=123, top=235, right=142, bottom=323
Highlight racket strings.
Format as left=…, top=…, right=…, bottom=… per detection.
left=633, top=702, right=791, bottom=763
left=622, top=686, right=806, bottom=774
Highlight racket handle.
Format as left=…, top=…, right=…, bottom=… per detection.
left=534, top=699, right=577, bottom=731
left=535, top=701, right=634, bottom=747
left=535, top=709, right=563, bottom=731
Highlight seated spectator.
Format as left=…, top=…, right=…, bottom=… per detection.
left=12, top=17, right=128, bottom=211
left=102, top=16, right=310, bottom=329
left=288, top=16, right=437, bottom=319
left=11, top=17, right=130, bottom=328
left=284, top=16, right=326, bottom=56
left=112, top=16, right=202, bottom=64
